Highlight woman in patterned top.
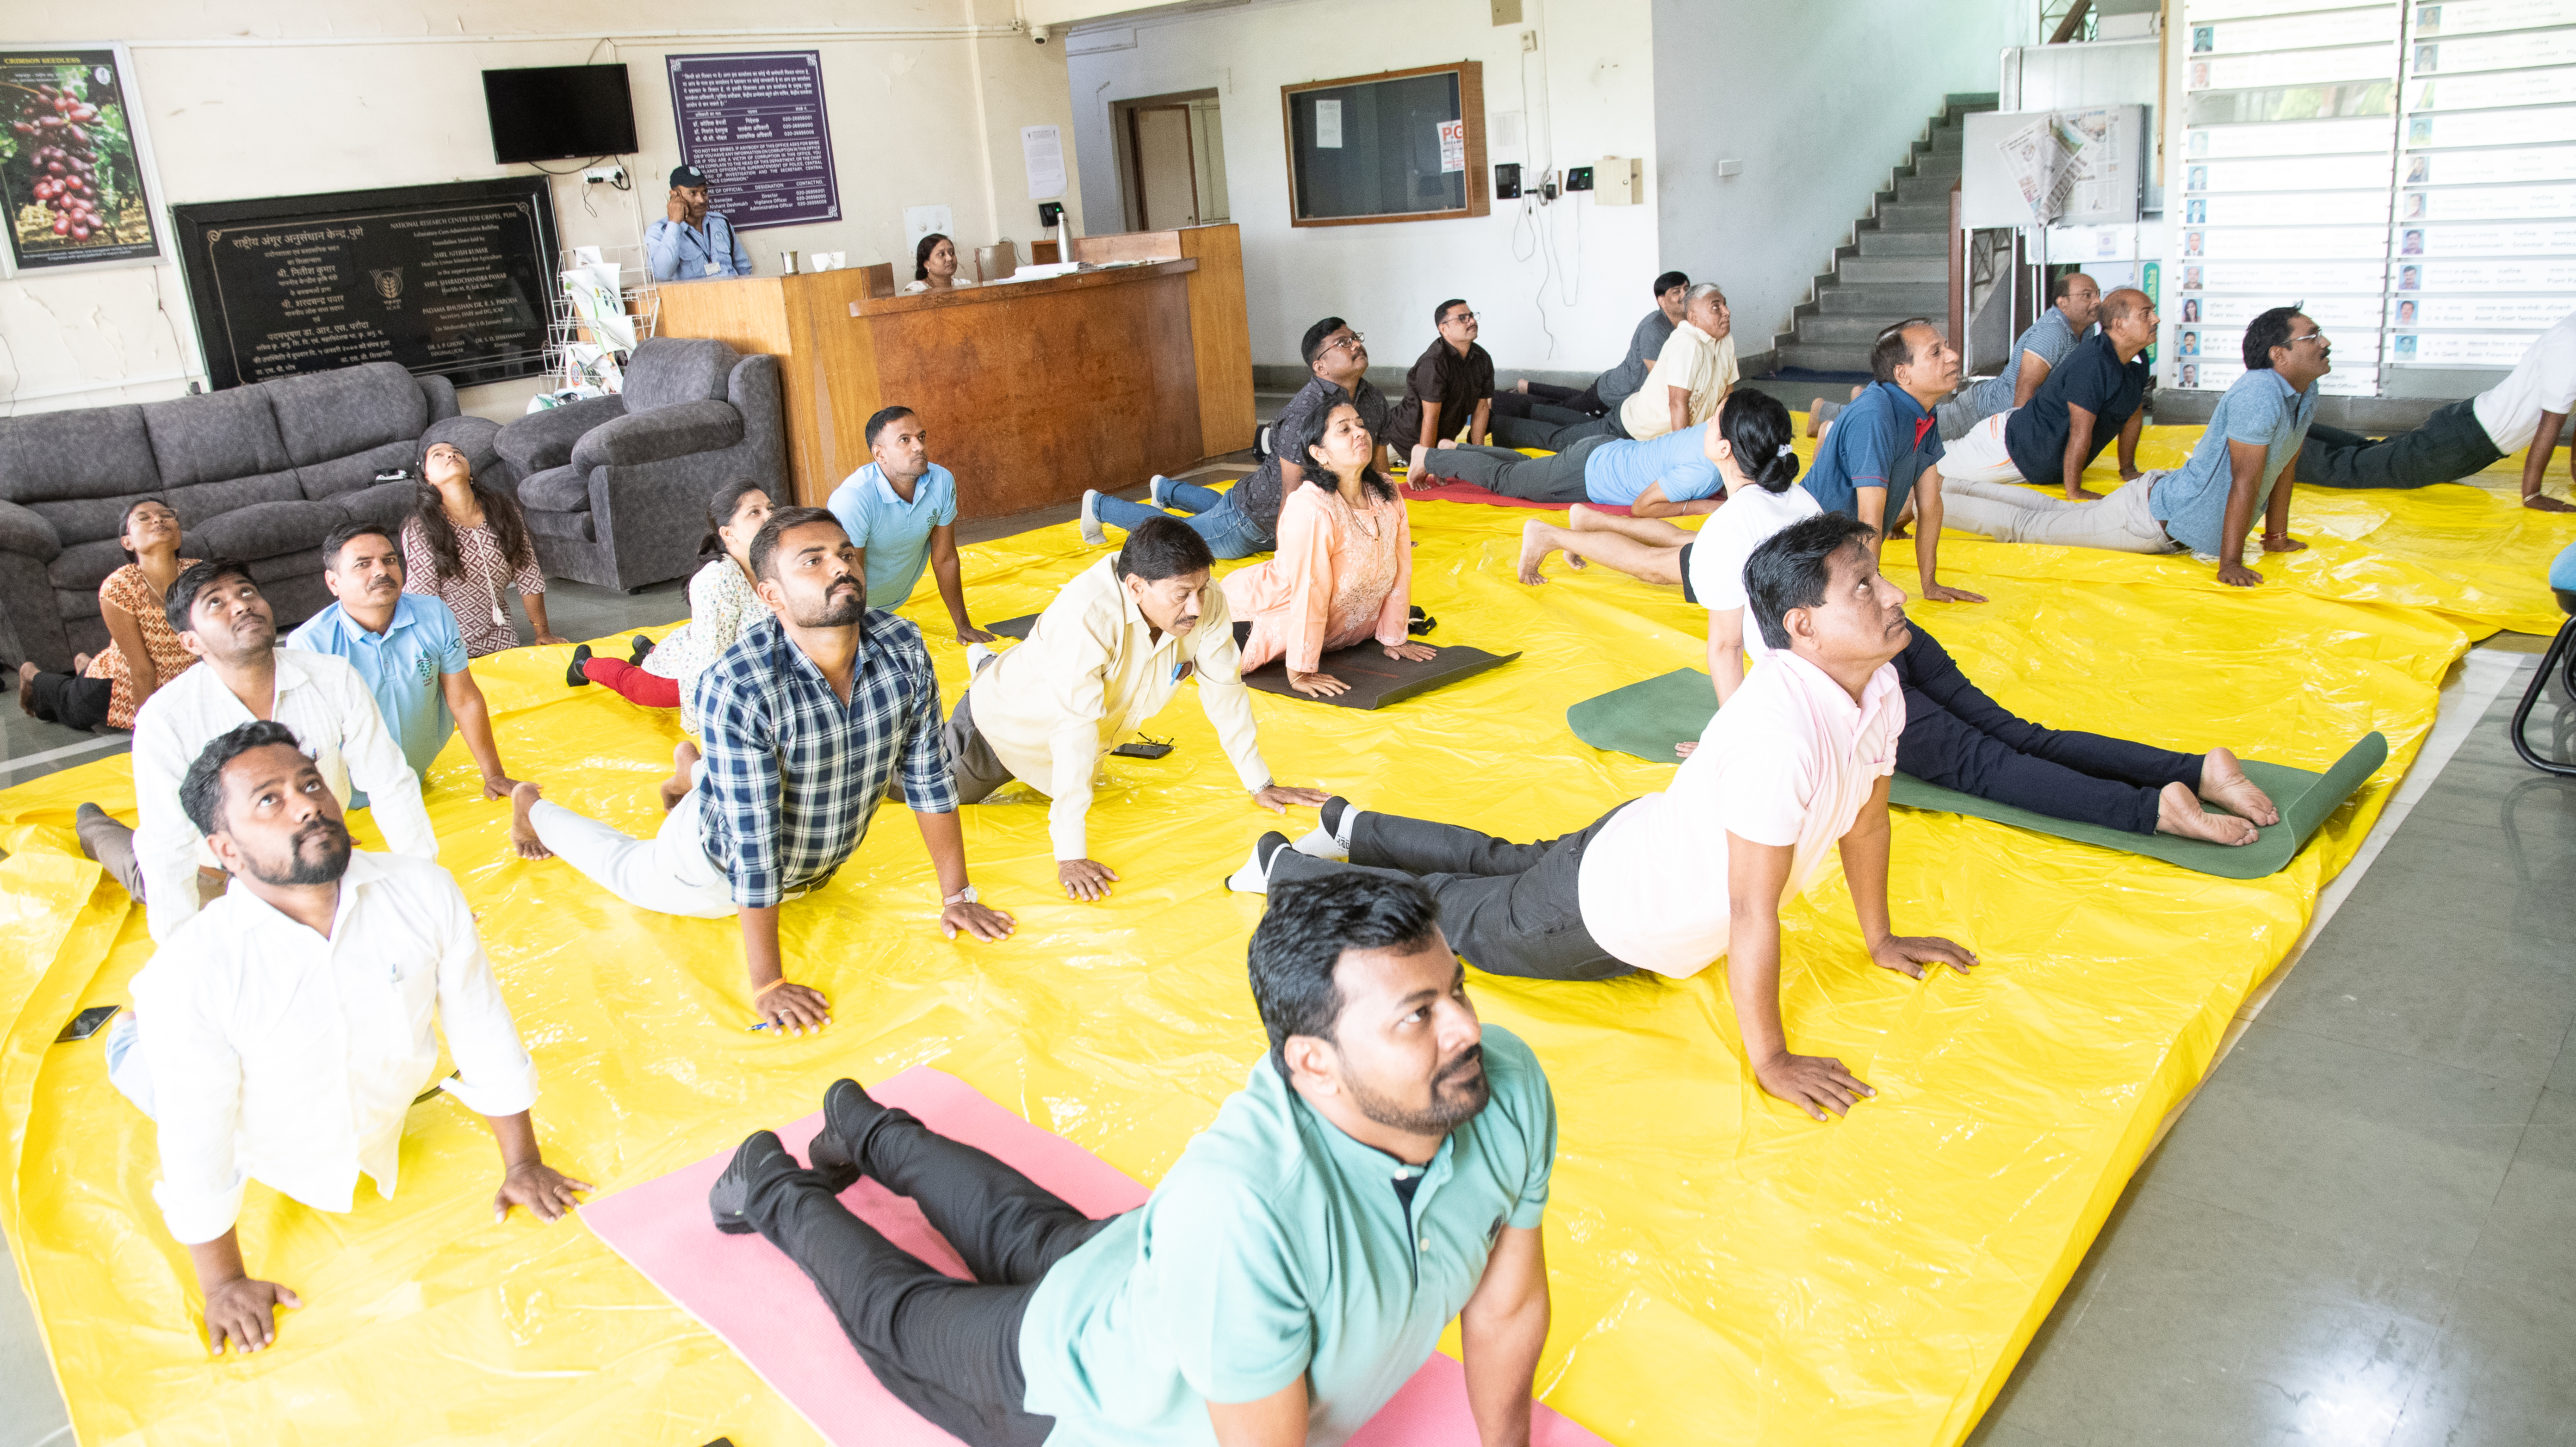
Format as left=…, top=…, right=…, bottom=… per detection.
left=401, top=441, right=565, bottom=656
left=1221, top=402, right=1437, bottom=697
left=566, top=480, right=772, bottom=733
left=16, top=498, right=200, bottom=731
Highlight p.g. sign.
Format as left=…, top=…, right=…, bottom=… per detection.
left=1437, top=119, right=1466, bottom=173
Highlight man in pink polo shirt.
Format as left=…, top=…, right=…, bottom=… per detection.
left=1237, top=512, right=1975, bottom=1122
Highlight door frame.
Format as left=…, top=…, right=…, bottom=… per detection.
left=1109, top=87, right=1220, bottom=232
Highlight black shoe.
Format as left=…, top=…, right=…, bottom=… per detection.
left=806, top=1078, right=879, bottom=1193
left=628, top=634, right=655, bottom=666
left=564, top=643, right=594, bottom=688
left=1407, top=606, right=1436, bottom=637
left=709, top=1129, right=796, bottom=1235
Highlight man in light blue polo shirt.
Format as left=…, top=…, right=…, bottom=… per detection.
left=1810, top=272, right=2100, bottom=441
left=2150, top=305, right=2326, bottom=587
left=826, top=405, right=997, bottom=644
left=1802, top=318, right=1987, bottom=605
left=706, top=872, right=1556, bottom=1445
left=286, top=525, right=533, bottom=830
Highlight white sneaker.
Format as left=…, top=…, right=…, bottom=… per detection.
left=1290, top=825, right=1347, bottom=862
left=1225, top=835, right=1285, bottom=894
left=966, top=643, right=997, bottom=676
left=1149, top=475, right=1172, bottom=509
left=1079, top=489, right=1108, bottom=547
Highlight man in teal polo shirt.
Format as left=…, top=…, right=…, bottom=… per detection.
left=287, top=525, right=534, bottom=844
left=825, top=405, right=997, bottom=643
left=708, top=872, right=1556, bottom=1446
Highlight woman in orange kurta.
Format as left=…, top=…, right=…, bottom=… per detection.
left=14, top=498, right=198, bottom=731
left=1221, top=400, right=1438, bottom=697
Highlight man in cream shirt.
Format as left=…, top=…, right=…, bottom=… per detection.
left=1618, top=282, right=1737, bottom=441
left=113, top=721, right=584, bottom=1357
left=945, top=516, right=1328, bottom=901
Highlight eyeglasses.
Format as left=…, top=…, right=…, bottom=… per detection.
left=2291, top=330, right=2329, bottom=346
left=1443, top=311, right=1478, bottom=325
left=1326, top=332, right=1367, bottom=353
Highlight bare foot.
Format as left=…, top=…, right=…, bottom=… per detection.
left=662, top=741, right=701, bottom=812
left=72, top=653, right=92, bottom=674
left=1516, top=520, right=1562, bottom=585
left=1805, top=398, right=1828, bottom=438
left=15, top=662, right=36, bottom=717
left=1437, top=438, right=1458, bottom=449
left=2524, top=493, right=2576, bottom=513
left=1408, top=443, right=1432, bottom=480
left=2156, top=781, right=2258, bottom=845
left=509, top=781, right=547, bottom=856
left=1514, top=378, right=1531, bottom=394
left=2198, top=747, right=2279, bottom=826
left=1849, top=384, right=1864, bottom=400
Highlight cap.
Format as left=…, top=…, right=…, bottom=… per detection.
left=669, top=165, right=709, bottom=190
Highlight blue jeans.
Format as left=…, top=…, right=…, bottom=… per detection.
left=1094, top=483, right=1273, bottom=558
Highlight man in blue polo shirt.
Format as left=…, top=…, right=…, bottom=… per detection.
left=826, top=405, right=997, bottom=643
left=1803, top=318, right=1986, bottom=604
left=1812, top=273, right=2101, bottom=443
left=286, top=524, right=541, bottom=854
left=1937, top=305, right=2324, bottom=587
left=706, top=872, right=1556, bottom=1445
left=644, top=165, right=752, bottom=283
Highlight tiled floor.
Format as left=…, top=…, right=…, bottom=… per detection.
left=5, top=455, right=2571, bottom=1442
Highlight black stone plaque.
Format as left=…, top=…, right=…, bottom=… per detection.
left=173, top=177, right=559, bottom=391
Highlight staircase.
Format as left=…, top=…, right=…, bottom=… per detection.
left=1766, top=93, right=1998, bottom=376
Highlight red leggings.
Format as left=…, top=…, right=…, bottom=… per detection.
left=584, top=657, right=681, bottom=708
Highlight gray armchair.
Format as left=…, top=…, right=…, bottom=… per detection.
left=0, top=363, right=497, bottom=674
left=497, top=337, right=784, bottom=592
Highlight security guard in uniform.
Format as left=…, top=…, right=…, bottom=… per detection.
left=644, top=164, right=752, bottom=282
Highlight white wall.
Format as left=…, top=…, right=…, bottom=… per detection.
left=1652, top=0, right=2036, bottom=352
left=0, top=0, right=1083, bottom=417
left=1066, top=0, right=1661, bottom=375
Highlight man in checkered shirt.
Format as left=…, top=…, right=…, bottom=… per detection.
left=514, top=507, right=1016, bottom=1033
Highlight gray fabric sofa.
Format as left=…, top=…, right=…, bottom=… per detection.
left=495, top=337, right=784, bottom=592
left=0, top=363, right=500, bottom=674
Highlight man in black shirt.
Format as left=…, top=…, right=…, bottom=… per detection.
left=1084, top=316, right=1389, bottom=557
left=1390, top=299, right=1496, bottom=457
left=1487, top=271, right=1690, bottom=427
left=1935, top=288, right=2156, bottom=501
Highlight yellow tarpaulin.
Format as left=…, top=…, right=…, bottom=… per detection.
left=0, top=433, right=2554, bottom=1445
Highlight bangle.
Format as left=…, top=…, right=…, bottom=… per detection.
left=753, top=978, right=794, bottom=999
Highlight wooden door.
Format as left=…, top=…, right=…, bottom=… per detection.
left=1129, top=105, right=1199, bottom=229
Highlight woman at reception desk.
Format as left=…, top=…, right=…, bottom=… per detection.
left=902, top=234, right=976, bottom=295
left=654, top=224, right=1252, bottom=518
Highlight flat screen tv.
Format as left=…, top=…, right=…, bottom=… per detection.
left=483, top=65, right=637, bottom=165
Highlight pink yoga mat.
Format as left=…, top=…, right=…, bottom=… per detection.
left=582, top=1065, right=1610, bottom=1447
left=1396, top=478, right=1635, bottom=516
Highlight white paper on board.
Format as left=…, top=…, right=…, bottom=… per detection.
left=1317, top=99, right=1343, bottom=148
left=1438, top=119, right=1466, bottom=173
left=1022, top=125, right=1066, bottom=200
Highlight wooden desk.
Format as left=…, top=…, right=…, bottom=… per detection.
left=656, top=223, right=1253, bottom=517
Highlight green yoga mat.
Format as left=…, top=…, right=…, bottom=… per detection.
left=1565, top=667, right=2390, bottom=879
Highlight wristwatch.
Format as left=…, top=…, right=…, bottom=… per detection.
left=944, top=885, right=979, bottom=906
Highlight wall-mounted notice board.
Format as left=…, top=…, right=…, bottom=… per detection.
left=1281, top=62, right=1487, bottom=227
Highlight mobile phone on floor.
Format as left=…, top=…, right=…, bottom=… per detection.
left=57, top=1004, right=119, bottom=1043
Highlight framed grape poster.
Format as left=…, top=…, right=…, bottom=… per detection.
left=0, top=44, right=162, bottom=272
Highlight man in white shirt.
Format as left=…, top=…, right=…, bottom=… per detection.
left=93, top=560, right=438, bottom=943
left=2293, top=306, right=2576, bottom=510
left=1243, top=513, right=1976, bottom=1121
left=111, top=720, right=584, bottom=1355
left=947, top=516, right=1328, bottom=901
left=1618, top=282, right=1737, bottom=442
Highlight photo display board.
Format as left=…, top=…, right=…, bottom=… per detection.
left=172, top=177, right=556, bottom=391
left=666, top=51, right=840, bottom=231
left=0, top=46, right=161, bottom=271
left=2174, top=0, right=2576, bottom=392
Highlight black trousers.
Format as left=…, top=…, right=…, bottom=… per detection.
left=1893, top=626, right=2202, bottom=835
left=1490, top=382, right=1605, bottom=419
left=743, top=1097, right=1119, bottom=1447
left=1490, top=409, right=1629, bottom=450
left=23, top=671, right=114, bottom=731
left=2294, top=396, right=2504, bottom=490
left=1417, top=436, right=1610, bottom=502
left=1266, top=806, right=1635, bottom=980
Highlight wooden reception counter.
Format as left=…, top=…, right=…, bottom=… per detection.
left=655, top=223, right=1253, bottom=516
